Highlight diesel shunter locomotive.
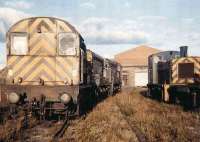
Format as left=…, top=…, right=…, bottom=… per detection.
left=0, top=17, right=122, bottom=119
left=148, top=46, right=200, bottom=108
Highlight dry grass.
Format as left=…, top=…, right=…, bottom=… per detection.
left=2, top=88, right=200, bottom=142
left=63, top=88, right=200, bottom=142
left=115, top=88, right=200, bottom=142
left=0, top=113, right=37, bottom=141
left=64, top=96, right=138, bottom=142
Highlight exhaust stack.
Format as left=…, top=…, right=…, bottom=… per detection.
left=180, top=46, right=188, bottom=57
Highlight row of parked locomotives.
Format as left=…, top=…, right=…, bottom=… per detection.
left=0, top=17, right=122, bottom=121
left=148, top=46, right=200, bottom=109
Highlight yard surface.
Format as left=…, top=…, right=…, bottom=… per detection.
left=63, top=88, right=200, bottom=142
left=1, top=88, right=200, bottom=142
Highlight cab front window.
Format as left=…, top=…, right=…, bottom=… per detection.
left=11, top=33, right=28, bottom=55
left=58, top=33, right=77, bottom=56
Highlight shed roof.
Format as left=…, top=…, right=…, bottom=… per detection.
left=115, top=45, right=161, bottom=66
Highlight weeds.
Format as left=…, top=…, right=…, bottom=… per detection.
left=63, top=88, right=200, bottom=142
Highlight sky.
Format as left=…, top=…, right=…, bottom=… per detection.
left=0, top=0, right=200, bottom=66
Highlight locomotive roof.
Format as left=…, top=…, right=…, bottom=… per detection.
left=171, top=56, right=200, bottom=60
left=106, top=58, right=120, bottom=66
left=7, top=16, right=84, bottom=41
left=149, top=50, right=180, bottom=58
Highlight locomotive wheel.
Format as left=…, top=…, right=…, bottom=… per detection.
left=39, top=95, right=46, bottom=121
left=192, top=92, right=197, bottom=108
left=109, top=86, right=113, bottom=96
left=90, top=88, right=97, bottom=107
left=95, top=88, right=100, bottom=101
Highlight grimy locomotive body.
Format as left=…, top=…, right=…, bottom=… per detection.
left=148, top=46, right=200, bottom=108
left=0, top=17, right=122, bottom=119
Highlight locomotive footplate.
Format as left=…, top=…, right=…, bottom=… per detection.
left=168, top=84, right=200, bottom=108
left=0, top=85, right=79, bottom=117
left=1, top=84, right=78, bottom=101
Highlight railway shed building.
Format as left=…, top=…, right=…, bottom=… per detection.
left=115, top=45, right=160, bottom=87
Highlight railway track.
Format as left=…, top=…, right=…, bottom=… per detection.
left=18, top=118, right=70, bottom=142
left=52, top=116, right=70, bottom=142
left=0, top=111, right=34, bottom=142
left=1, top=112, right=71, bottom=142
left=115, top=90, right=148, bottom=142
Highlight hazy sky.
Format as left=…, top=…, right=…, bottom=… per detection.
left=0, top=0, right=200, bottom=65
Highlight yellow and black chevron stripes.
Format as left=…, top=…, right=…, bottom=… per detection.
left=8, top=57, right=55, bottom=81
left=28, top=18, right=57, bottom=56
left=10, top=20, right=29, bottom=32
left=6, top=17, right=80, bottom=86
left=56, top=57, right=73, bottom=81
left=57, top=20, right=73, bottom=32
left=7, top=56, right=77, bottom=85
left=171, top=58, right=186, bottom=80
left=7, top=17, right=77, bottom=56
left=171, top=57, right=200, bottom=84
left=28, top=18, right=56, bottom=34
left=21, top=58, right=55, bottom=81
left=29, top=33, right=56, bottom=55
